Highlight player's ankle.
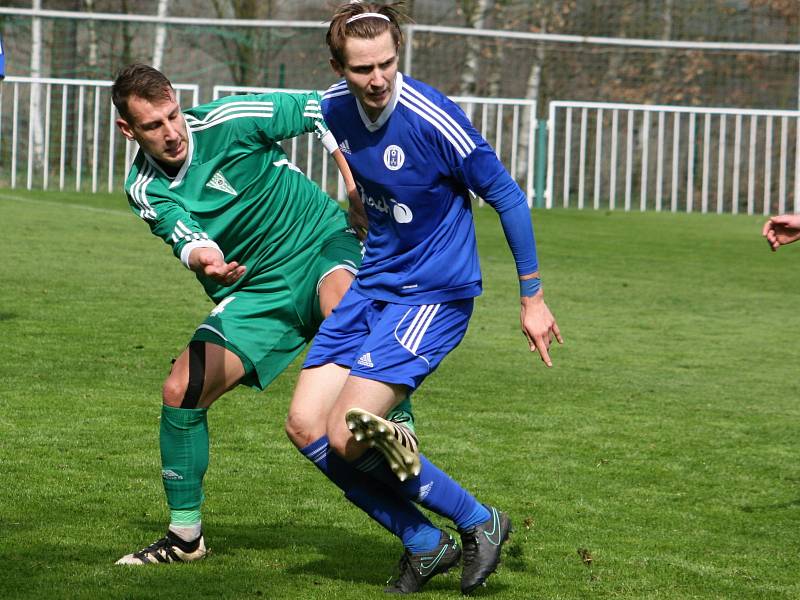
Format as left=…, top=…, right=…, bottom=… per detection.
left=168, top=522, right=202, bottom=542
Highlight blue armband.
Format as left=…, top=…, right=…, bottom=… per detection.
left=519, top=277, right=541, bottom=297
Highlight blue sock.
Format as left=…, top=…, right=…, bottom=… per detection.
left=354, top=450, right=491, bottom=530
left=300, top=436, right=442, bottom=553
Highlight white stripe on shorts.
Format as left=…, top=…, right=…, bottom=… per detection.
left=410, top=304, right=440, bottom=354
left=396, top=304, right=441, bottom=357
left=195, top=323, right=229, bottom=342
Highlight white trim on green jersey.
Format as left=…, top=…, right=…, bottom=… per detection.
left=304, top=99, right=323, bottom=119
left=273, top=158, right=302, bottom=173
left=186, top=101, right=275, bottom=132
left=129, top=162, right=157, bottom=220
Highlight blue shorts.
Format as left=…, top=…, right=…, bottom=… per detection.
left=304, top=287, right=474, bottom=390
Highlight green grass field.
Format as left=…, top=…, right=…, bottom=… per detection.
left=1, top=188, right=799, bottom=599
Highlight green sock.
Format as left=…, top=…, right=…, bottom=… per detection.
left=160, top=405, right=209, bottom=526
left=386, top=394, right=416, bottom=434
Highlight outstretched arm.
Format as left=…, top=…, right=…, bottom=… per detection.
left=763, top=214, right=800, bottom=251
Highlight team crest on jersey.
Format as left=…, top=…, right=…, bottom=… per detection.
left=206, top=170, right=237, bottom=196
left=383, top=145, right=405, bottom=171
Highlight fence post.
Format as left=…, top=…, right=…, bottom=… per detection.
left=535, top=118, right=548, bottom=208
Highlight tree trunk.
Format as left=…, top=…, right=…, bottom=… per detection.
left=82, top=0, right=97, bottom=189
left=459, top=0, right=493, bottom=97
left=30, top=0, right=44, bottom=171
left=120, top=0, right=134, bottom=67
left=152, top=0, right=170, bottom=70
left=651, top=0, right=674, bottom=103
left=516, top=7, right=548, bottom=179
left=211, top=0, right=274, bottom=86
left=58, top=0, right=80, bottom=174
left=84, top=0, right=97, bottom=73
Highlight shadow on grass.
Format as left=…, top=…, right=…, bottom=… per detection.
left=114, top=518, right=513, bottom=594
left=4, top=513, right=517, bottom=596
left=741, top=497, right=800, bottom=512
left=122, top=518, right=395, bottom=585
left=0, top=312, right=17, bottom=321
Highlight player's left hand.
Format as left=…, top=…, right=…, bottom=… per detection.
left=189, top=247, right=246, bottom=285
left=520, top=292, right=562, bottom=367
left=205, top=259, right=246, bottom=286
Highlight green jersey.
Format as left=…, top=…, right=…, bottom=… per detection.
left=124, top=91, right=347, bottom=303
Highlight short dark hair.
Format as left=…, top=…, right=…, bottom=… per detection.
left=112, top=63, right=174, bottom=121
left=326, top=2, right=409, bottom=66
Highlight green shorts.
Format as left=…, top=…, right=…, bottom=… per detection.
left=192, top=227, right=361, bottom=390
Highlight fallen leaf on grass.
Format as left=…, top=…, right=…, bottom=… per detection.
left=577, top=547, right=593, bottom=567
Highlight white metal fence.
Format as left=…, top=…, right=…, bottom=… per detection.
left=547, top=101, right=800, bottom=215
left=0, top=77, right=537, bottom=202
left=213, top=85, right=538, bottom=204
left=0, top=76, right=198, bottom=192
left=4, top=75, right=799, bottom=218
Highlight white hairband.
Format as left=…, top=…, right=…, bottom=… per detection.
left=346, top=12, right=391, bottom=24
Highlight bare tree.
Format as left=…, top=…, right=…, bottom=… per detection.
left=650, top=0, right=674, bottom=104
left=514, top=1, right=577, bottom=176
left=30, top=0, right=44, bottom=170
left=458, top=0, right=493, bottom=96
left=83, top=0, right=98, bottom=72
left=152, top=0, right=170, bottom=69
left=209, top=0, right=279, bottom=86
left=118, top=0, right=135, bottom=68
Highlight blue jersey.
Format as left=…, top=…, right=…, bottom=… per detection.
left=322, top=72, right=537, bottom=305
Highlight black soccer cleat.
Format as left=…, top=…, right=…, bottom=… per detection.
left=115, top=529, right=207, bottom=565
left=384, top=530, right=462, bottom=594
left=459, top=506, right=512, bottom=594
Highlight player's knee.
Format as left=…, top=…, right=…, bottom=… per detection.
left=284, top=413, right=305, bottom=447
left=285, top=410, right=323, bottom=449
left=327, top=434, right=351, bottom=460
left=162, top=375, right=187, bottom=407
left=162, top=341, right=206, bottom=408
left=180, top=341, right=206, bottom=409
left=326, top=420, right=356, bottom=460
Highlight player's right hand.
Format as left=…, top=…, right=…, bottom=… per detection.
left=347, top=186, right=369, bottom=241
left=348, top=204, right=369, bottom=241
left=520, top=292, right=562, bottom=368
left=763, top=214, right=800, bottom=251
